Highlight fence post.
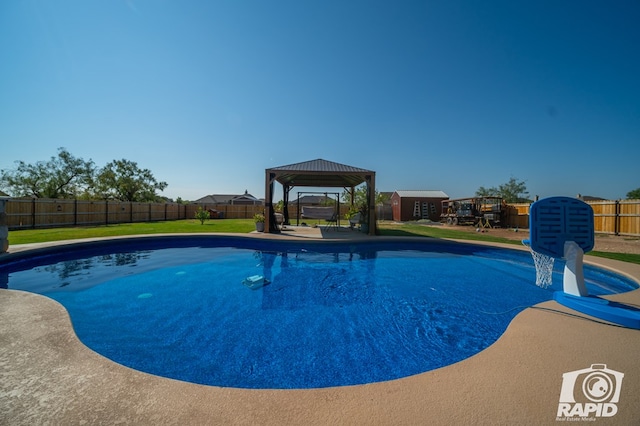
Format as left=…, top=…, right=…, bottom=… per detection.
left=615, top=200, right=620, bottom=236
left=32, top=198, right=36, bottom=229
left=0, top=197, right=8, bottom=253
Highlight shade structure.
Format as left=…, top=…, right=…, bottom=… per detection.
left=264, top=159, right=376, bottom=234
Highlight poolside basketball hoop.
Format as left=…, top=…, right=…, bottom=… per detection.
left=527, top=196, right=640, bottom=329
left=526, top=196, right=594, bottom=295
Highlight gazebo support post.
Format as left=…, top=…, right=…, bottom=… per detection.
left=264, top=171, right=278, bottom=233
left=366, top=174, right=376, bottom=235
left=283, top=184, right=291, bottom=225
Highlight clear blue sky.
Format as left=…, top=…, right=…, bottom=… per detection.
left=1, top=0, right=638, bottom=202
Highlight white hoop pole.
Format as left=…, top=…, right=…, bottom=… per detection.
left=562, top=241, right=588, bottom=297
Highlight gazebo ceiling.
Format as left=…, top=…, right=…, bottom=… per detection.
left=267, top=158, right=373, bottom=188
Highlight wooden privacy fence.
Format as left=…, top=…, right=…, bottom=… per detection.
left=4, top=198, right=265, bottom=230
left=5, top=198, right=640, bottom=236
left=505, top=199, right=640, bottom=236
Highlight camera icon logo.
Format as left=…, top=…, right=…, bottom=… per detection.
left=557, top=364, right=624, bottom=419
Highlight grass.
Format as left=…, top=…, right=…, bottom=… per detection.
left=377, top=222, right=520, bottom=244
left=585, top=251, right=640, bottom=265
left=7, top=219, right=640, bottom=265
left=7, top=219, right=255, bottom=245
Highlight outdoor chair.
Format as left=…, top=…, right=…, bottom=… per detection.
left=325, top=212, right=338, bottom=231
left=274, top=212, right=285, bottom=230
left=349, top=213, right=361, bottom=230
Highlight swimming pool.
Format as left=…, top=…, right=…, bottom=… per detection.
left=1, top=236, right=637, bottom=389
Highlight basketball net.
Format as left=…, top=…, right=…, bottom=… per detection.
left=522, top=240, right=555, bottom=288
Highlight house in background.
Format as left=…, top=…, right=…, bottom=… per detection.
left=576, top=194, right=606, bottom=202
left=194, top=190, right=263, bottom=205
left=292, top=194, right=335, bottom=206
left=390, top=190, right=449, bottom=222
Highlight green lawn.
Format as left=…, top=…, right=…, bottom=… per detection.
left=377, top=222, right=520, bottom=244
left=7, top=219, right=640, bottom=265
left=8, top=219, right=255, bottom=245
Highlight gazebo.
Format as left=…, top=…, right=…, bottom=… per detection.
left=264, top=159, right=376, bottom=235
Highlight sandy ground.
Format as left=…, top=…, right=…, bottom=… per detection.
left=427, top=223, right=640, bottom=255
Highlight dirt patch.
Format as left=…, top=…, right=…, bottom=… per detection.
left=441, top=224, right=640, bottom=255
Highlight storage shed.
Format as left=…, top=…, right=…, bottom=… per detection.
left=391, top=190, right=449, bottom=222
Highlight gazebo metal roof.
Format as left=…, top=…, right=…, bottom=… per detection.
left=267, top=159, right=373, bottom=188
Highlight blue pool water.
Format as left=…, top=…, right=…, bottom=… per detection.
left=1, top=236, right=637, bottom=389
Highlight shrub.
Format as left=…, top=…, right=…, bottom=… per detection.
left=195, top=207, right=210, bottom=225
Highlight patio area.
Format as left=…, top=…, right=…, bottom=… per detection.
left=2, top=231, right=639, bottom=425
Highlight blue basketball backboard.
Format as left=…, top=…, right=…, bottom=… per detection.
left=529, top=196, right=594, bottom=258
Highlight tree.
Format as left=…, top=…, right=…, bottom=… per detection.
left=475, top=186, right=497, bottom=197
left=497, top=177, right=529, bottom=203
left=0, top=148, right=95, bottom=198
left=342, top=186, right=366, bottom=209
left=627, top=188, right=640, bottom=199
left=341, top=185, right=386, bottom=218
left=94, top=159, right=168, bottom=202
left=475, top=177, right=529, bottom=203
left=194, top=206, right=210, bottom=225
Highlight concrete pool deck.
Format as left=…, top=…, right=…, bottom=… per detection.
left=2, top=228, right=640, bottom=425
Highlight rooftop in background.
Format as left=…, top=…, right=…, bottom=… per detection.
left=576, top=194, right=607, bottom=202
left=194, top=191, right=262, bottom=205
left=292, top=195, right=336, bottom=205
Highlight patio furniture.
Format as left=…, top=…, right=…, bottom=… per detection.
left=349, top=213, right=361, bottom=230
left=301, top=206, right=340, bottom=230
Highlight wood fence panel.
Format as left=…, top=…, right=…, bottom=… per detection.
left=150, top=203, right=166, bottom=221
left=35, top=199, right=74, bottom=228
left=165, top=203, right=180, bottom=220
left=503, top=203, right=529, bottom=229
left=130, top=203, right=147, bottom=222
left=188, top=203, right=264, bottom=220
left=589, top=201, right=617, bottom=235
left=4, top=199, right=33, bottom=229
left=76, top=200, right=105, bottom=226
left=120, top=202, right=132, bottom=223
left=105, top=201, right=118, bottom=224
left=619, top=199, right=640, bottom=236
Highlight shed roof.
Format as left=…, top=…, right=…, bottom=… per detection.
left=267, top=158, right=373, bottom=187
left=393, top=190, right=449, bottom=199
